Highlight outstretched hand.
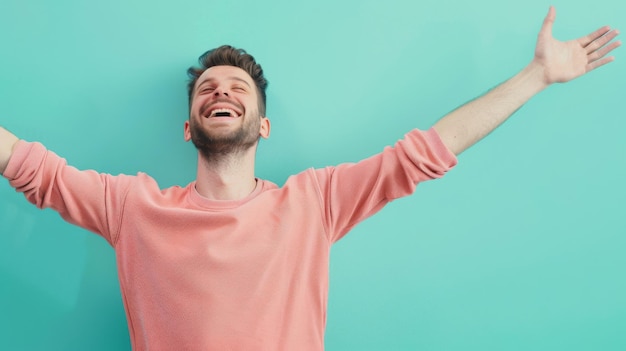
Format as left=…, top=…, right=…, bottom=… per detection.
left=534, top=6, right=621, bottom=84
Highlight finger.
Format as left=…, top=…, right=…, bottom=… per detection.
left=588, top=39, right=622, bottom=63
left=539, top=6, right=556, bottom=39
left=577, top=26, right=612, bottom=48
left=584, top=29, right=619, bottom=55
left=586, top=56, right=615, bottom=72
left=585, top=29, right=620, bottom=54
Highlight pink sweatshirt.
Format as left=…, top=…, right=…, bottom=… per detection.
left=4, top=128, right=456, bottom=350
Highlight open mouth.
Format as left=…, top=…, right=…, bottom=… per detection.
left=204, top=107, right=242, bottom=119
left=200, top=99, right=244, bottom=119
left=211, top=108, right=236, bottom=117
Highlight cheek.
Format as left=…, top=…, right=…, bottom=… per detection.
left=244, top=97, right=260, bottom=115
left=190, top=99, right=205, bottom=116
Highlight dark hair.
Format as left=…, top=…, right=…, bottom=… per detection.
left=187, top=45, right=268, bottom=116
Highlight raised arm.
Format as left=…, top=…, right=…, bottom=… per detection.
left=433, top=7, right=621, bottom=155
left=0, top=127, right=19, bottom=174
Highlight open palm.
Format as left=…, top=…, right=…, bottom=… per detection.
left=534, top=7, right=621, bottom=84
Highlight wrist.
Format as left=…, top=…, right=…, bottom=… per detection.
left=523, top=60, right=551, bottom=92
left=501, top=61, right=550, bottom=103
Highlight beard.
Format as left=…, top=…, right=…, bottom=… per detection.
left=189, top=112, right=261, bottom=161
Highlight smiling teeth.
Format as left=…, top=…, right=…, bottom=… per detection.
left=209, top=108, right=237, bottom=117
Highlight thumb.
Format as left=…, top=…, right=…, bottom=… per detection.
left=539, top=6, right=556, bottom=39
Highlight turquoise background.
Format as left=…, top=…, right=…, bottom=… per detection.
left=1, top=0, right=624, bottom=349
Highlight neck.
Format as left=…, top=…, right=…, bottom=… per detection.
left=194, top=147, right=258, bottom=201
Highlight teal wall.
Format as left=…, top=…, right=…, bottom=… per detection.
left=1, top=0, right=624, bottom=350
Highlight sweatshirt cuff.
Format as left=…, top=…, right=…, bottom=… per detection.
left=422, top=127, right=458, bottom=169
left=2, top=140, right=40, bottom=180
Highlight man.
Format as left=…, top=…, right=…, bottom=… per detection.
left=0, top=6, right=620, bottom=351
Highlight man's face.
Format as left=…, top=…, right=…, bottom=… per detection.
left=184, top=65, right=269, bottom=158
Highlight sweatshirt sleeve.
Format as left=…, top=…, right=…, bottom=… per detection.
left=313, top=128, right=458, bottom=243
left=2, top=140, right=135, bottom=246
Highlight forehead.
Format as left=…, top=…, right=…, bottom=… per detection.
left=195, top=65, right=254, bottom=88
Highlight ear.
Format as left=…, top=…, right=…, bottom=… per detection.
left=259, top=117, right=271, bottom=139
left=184, top=120, right=192, bottom=142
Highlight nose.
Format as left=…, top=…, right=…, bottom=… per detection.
left=213, top=86, right=229, bottom=97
